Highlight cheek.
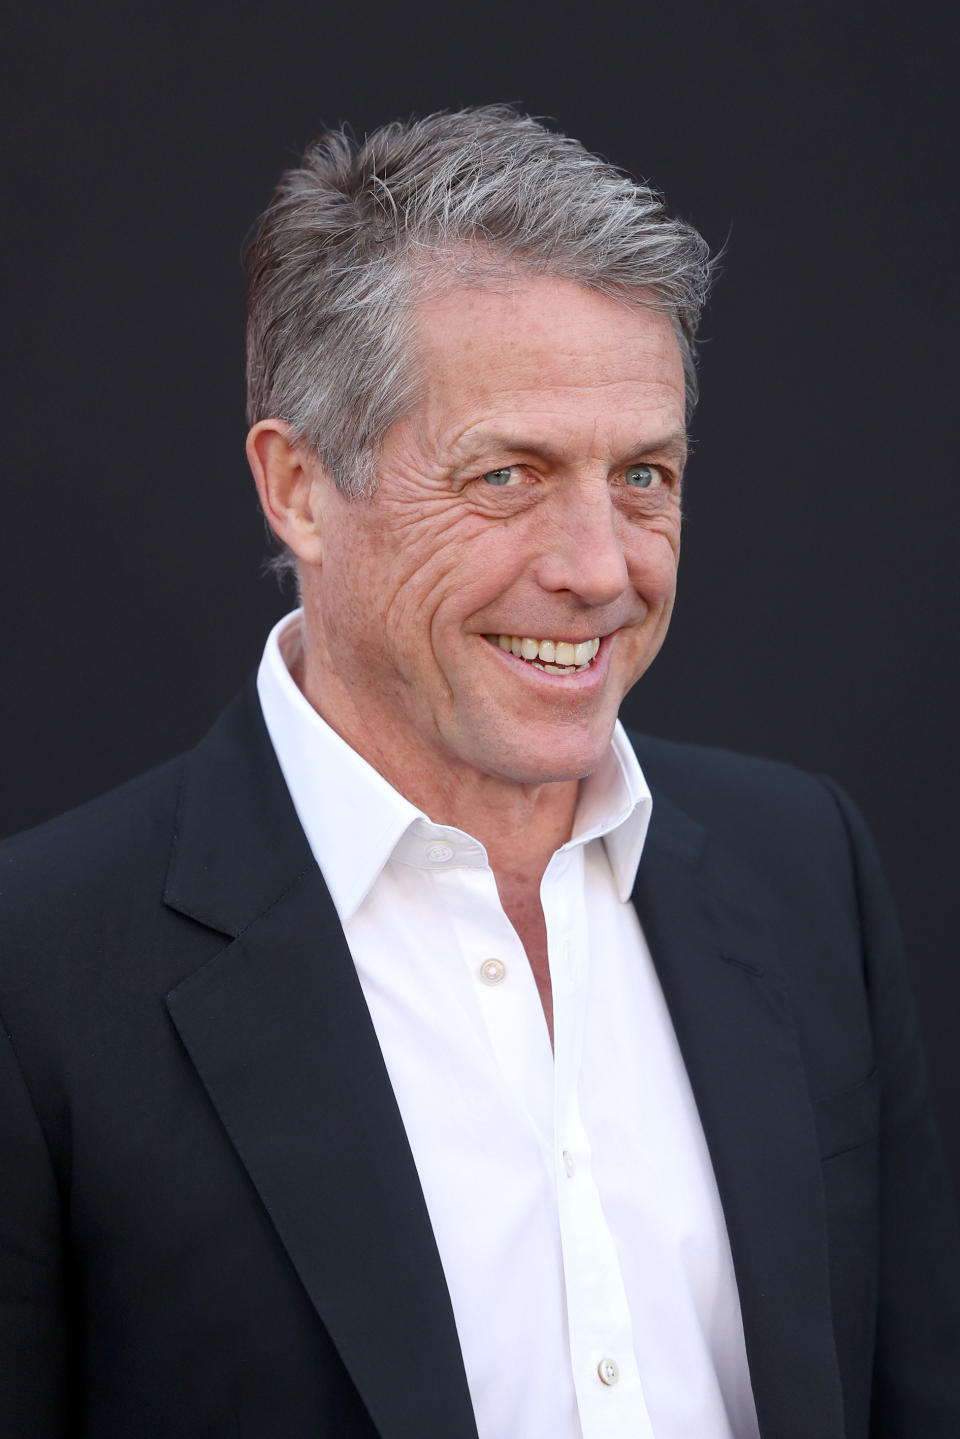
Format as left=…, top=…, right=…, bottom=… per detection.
left=319, top=523, right=399, bottom=656
left=626, top=525, right=681, bottom=606
left=381, top=512, right=513, bottom=639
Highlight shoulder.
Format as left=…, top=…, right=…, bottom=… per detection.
left=0, top=756, right=193, bottom=1000
left=0, top=756, right=184, bottom=901
left=0, top=679, right=282, bottom=1014
left=627, top=730, right=867, bottom=920
left=0, top=680, right=262, bottom=918
left=629, top=729, right=847, bottom=834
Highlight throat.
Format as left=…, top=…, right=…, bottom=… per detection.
left=495, top=875, right=554, bottom=1049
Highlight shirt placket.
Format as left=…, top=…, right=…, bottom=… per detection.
left=546, top=842, right=655, bottom=1439
left=441, top=862, right=556, bottom=1149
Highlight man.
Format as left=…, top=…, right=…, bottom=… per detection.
left=1, top=107, right=958, bottom=1438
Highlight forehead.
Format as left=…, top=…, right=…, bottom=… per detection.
left=409, top=275, right=686, bottom=454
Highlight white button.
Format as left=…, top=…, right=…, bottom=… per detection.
left=598, top=1358, right=620, bottom=1386
left=426, top=842, right=454, bottom=863
left=479, top=958, right=506, bottom=985
left=562, top=1149, right=576, bottom=1178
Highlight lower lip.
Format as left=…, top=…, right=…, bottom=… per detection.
left=483, top=636, right=610, bottom=688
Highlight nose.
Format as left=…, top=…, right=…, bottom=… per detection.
left=533, top=478, right=629, bottom=607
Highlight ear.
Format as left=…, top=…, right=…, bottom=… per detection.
left=245, top=419, right=326, bottom=567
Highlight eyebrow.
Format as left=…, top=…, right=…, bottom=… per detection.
left=452, top=426, right=690, bottom=468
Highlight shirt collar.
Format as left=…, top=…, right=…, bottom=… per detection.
left=572, top=724, right=652, bottom=902
left=256, top=610, right=652, bottom=920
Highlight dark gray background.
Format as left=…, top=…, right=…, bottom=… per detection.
left=2, top=1, right=957, bottom=1178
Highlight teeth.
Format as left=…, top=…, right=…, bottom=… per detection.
left=485, top=634, right=602, bottom=671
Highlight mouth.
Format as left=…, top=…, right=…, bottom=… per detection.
left=483, top=633, right=601, bottom=675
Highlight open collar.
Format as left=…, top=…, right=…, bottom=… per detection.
left=256, top=609, right=653, bottom=917
left=163, top=680, right=845, bottom=1439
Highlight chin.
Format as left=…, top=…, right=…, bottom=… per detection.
left=475, top=730, right=612, bottom=787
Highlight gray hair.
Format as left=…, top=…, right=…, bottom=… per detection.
left=245, top=105, right=713, bottom=569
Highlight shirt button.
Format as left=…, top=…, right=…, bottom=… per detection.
left=598, top=1358, right=620, bottom=1386
left=426, top=842, right=455, bottom=863
left=479, top=958, right=506, bottom=985
left=562, top=1149, right=576, bottom=1178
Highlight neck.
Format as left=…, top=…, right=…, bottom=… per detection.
left=290, top=641, right=580, bottom=890
left=390, top=762, right=580, bottom=889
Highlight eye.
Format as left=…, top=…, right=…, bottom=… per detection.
left=624, top=464, right=663, bottom=489
left=481, top=467, right=519, bottom=486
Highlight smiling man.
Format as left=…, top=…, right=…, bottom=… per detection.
left=249, top=277, right=687, bottom=1049
left=2, top=108, right=959, bottom=1439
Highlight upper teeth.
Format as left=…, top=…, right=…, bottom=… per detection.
left=486, top=634, right=601, bottom=668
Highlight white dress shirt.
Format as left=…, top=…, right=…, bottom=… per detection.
left=257, top=610, right=760, bottom=1439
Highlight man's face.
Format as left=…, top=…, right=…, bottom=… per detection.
left=304, top=275, right=687, bottom=792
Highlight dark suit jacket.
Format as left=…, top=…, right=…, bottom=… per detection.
left=1, top=679, right=958, bottom=1438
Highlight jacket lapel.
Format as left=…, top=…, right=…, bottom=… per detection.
left=633, top=791, right=846, bottom=1439
left=163, top=683, right=478, bottom=1439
